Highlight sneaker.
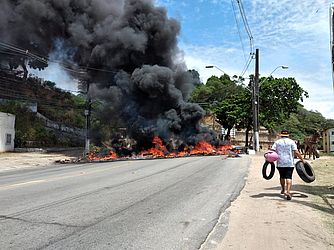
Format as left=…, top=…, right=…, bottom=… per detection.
left=286, top=194, right=292, bottom=200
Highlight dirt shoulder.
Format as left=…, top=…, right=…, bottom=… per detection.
left=0, top=148, right=84, bottom=173
left=217, top=154, right=334, bottom=250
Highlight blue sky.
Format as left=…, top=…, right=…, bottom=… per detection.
left=156, top=0, right=334, bottom=119
left=31, top=0, right=334, bottom=119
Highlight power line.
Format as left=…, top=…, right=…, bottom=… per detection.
left=239, top=54, right=253, bottom=77
left=0, top=92, right=84, bottom=109
left=0, top=93, right=85, bottom=111
left=231, top=0, right=247, bottom=62
left=0, top=41, right=119, bottom=75
left=0, top=74, right=82, bottom=94
left=0, top=80, right=84, bottom=110
left=232, top=0, right=254, bottom=77
left=0, top=42, right=84, bottom=75
left=235, top=0, right=254, bottom=54
left=0, top=41, right=50, bottom=62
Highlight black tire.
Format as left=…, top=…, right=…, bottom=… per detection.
left=295, top=160, right=315, bottom=183
left=262, top=161, right=275, bottom=180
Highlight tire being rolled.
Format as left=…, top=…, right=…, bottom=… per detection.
left=295, top=160, right=315, bottom=183
left=262, top=161, right=275, bottom=180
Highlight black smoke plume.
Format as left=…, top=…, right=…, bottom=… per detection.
left=0, top=0, right=218, bottom=147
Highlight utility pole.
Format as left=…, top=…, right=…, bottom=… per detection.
left=253, top=48, right=260, bottom=152
left=84, top=80, right=91, bottom=155
left=330, top=3, right=334, bottom=90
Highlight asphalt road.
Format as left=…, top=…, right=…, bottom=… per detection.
left=0, top=155, right=250, bottom=250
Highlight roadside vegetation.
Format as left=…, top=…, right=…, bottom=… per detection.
left=296, top=155, right=334, bottom=232
left=0, top=74, right=86, bottom=147
left=190, top=73, right=334, bottom=146
left=2, top=69, right=334, bottom=149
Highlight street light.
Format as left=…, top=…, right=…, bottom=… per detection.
left=259, top=65, right=289, bottom=86
left=257, top=65, right=289, bottom=93
left=205, top=65, right=226, bottom=74
left=253, top=65, right=288, bottom=152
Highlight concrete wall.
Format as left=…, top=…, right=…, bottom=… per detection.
left=232, top=127, right=278, bottom=151
left=200, top=114, right=223, bottom=139
left=323, top=128, right=334, bottom=154
left=0, top=112, right=15, bottom=152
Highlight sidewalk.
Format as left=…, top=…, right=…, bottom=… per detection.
left=217, top=154, right=334, bottom=250
left=0, top=148, right=83, bottom=173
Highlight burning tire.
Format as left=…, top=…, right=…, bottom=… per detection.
left=295, top=161, right=315, bottom=183
left=262, top=161, right=275, bottom=180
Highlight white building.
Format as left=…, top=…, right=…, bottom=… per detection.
left=323, top=128, right=334, bottom=154
left=0, top=112, right=15, bottom=152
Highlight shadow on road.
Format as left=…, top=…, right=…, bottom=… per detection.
left=292, top=184, right=334, bottom=215
left=252, top=185, right=334, bottom=216
left=250, top=192, right=283, bottom=199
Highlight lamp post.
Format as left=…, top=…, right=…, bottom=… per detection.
left=253, top=64, right=288, bottom=152
left=205, top=65, right=226, bottom=74
left=205, top=65, right=226, bottom=137
left=259, top=65, right=289, bottom=87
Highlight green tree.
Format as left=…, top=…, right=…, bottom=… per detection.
left=324, top=119, right=334, bottom=129
left=188, top=69, right=202, bottom=86
left=191, top=74, right=242, bottom=109
left=191, top=74, right=252, bottom=140
left=278, top=107, right=333, bottom=141
left=259, top=77, right=308, bottom=131
left=191, top=74, right=309, bottom=146
left=213, top=86, right=251, bottom=137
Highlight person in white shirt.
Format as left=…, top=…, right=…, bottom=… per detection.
left=271, top=130, right=304, bottom=200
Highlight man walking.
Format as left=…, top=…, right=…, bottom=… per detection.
left=272, top=130, right=304, bottom=200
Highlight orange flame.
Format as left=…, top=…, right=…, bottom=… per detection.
left=87, top=136, right=238, bottom=161
left=139, top=136, right=167, bottom=158
left=88, top=150, right=118, bottom=161
left=190, top=141, right=216, bottom=155
left=217, top=144, right=233, bottom=155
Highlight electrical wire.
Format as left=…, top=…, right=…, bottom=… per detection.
left=0, top=79, right=84, bottom=110
left=231, top=0, right=247, bottom=62
left=0, top=74, right=82, bottom=94
left=236, top=0, right=254, bottom=54
left=0, top=41, right=119, bottom=75
left=239, top=54, right=253, bottom=78
left=232, top=0, right=255, bottom=77
left=0, top=41, right=49, bottom=62
left=0, top=42, right=84, bottom=76
left=0, top=94, right=85, bottom=110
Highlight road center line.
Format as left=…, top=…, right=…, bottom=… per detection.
left=0, top=162, right=133, bottom=190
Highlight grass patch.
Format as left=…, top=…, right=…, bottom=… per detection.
left=297, top=155, right=334, bottom=232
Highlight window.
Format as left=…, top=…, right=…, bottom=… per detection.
left=332, top=131, right=334, bottom=136
left=6, top=134, right=12, bottom=145
left=331, top=141, right=334, bottom=145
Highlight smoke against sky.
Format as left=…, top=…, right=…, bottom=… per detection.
left=0, top=0, right=217, bottom=145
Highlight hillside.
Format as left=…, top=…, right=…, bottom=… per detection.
left=0, top=69, right=86, bottom=147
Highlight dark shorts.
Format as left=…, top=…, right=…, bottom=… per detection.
left=277, top=167, right=294, bottom=179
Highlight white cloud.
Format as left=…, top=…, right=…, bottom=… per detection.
left=181, top=43, right=334, bottom=119
left=181, top=43, right=254, bottom=81
left=192, top=0, right=334, bottom=119
left=248, top=0, right=330, bottom=50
